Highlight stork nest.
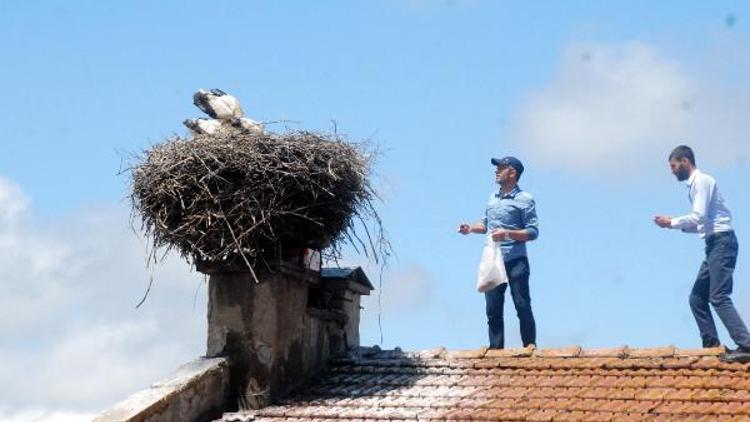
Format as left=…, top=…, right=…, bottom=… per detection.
left=129, top=131, right=388, bottom=274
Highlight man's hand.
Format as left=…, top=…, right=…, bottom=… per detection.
left=491, top=228, right=508, bottom=241
left=654, top=215, right=672, bottom=228
left=458, top=223, right=471, bottom=235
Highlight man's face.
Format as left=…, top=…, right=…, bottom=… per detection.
left=495, top=165, right=514, bottom=184
left=669, top=158, right=691, bottom=181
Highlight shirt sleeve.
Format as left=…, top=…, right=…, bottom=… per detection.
left=522, top=197, right=539, bottom=240
left=481, top=193, right=493, bottom=229
left=671, top=176, right=712, bottom=231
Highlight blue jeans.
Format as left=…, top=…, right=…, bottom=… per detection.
left=485, top=256, right=536, bottom=349
left=689, top=231, right=750, bottom=348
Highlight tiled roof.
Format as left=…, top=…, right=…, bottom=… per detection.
left=217, top=345, right=750, bottom=421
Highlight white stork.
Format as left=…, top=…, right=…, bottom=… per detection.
left=192, top=89, right=244, bottom=120
left=184, top=88, right=265, bottom=136
left=183, top=118, right=223, bottom=136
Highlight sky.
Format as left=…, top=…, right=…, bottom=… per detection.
left=2, top=0, right=750, bottom=420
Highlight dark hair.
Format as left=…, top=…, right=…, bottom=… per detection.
left=669, top=145, right=695, bottom=166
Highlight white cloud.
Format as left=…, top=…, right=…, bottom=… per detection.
left=0, top=408, right=97, bottom=422
left=0, top=176, right=27, bottom=227
left=509, top=40, right=750, bottom=176
left=0, top=175, right=206, bottom=416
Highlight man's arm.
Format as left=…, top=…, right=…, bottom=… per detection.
left=655, top=177, right=710, bottom=232
left=671, top=177, right=710, bottom=230
left=458, top=220, right=487, bottom=235
left=489, top=227, right=530, bottom=241
left=654, top=215, right=699, bottom=232
left=519, top=196, right=539, bottom=241
left=504, top=229, right=533, bottom=241
left=490, top=196, right=539, bottom=242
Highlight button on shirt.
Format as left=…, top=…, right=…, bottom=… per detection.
left=670, top=169, right=733, bottom=238
left=482, top=185, right=539, bottom=262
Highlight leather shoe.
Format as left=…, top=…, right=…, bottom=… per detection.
left=720, top=346, right=750, bottom=363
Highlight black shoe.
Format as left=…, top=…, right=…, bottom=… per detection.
left=720, top=346, right=750, bottom=363
left=706, top=344, right=727, bottom=352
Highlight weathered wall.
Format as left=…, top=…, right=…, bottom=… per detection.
left=342, top=291, right=362, bottom=348
left=93, top=357, right=229, bottom=422
left=207, top=266, right=339, bottom=410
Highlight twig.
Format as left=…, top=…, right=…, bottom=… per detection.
left=128, top=130, right=391, bottom=276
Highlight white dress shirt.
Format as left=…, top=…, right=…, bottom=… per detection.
left=670, top=169, right=733, bottom=238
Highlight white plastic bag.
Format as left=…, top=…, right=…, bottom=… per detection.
left=476, top=235, right=508, bottom=292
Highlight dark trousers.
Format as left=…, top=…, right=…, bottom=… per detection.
left=689, top=231, right=750, bottom=348
left=485, top=256, right=536, bottom=349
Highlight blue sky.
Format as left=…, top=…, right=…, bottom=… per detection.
left=2, top=1, right=750, bottom=419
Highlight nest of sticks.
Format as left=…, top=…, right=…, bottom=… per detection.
left=129, top=130, right=388, bottom=277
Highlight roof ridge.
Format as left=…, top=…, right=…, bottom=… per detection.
left=348, top=344, right=727, bottom=360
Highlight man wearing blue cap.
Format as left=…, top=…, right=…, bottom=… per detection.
left=459, top=156, right=539, bottom=349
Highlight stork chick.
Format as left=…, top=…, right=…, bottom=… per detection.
left=185, top=88, right=266, bottom=136
left=193, top=89, right=244, bottom=120
left=231, top=117, right=265, bottom=134
left=183, top=118, right=223, bottom=136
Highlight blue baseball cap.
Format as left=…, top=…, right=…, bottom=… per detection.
left=491, top=156, right=524, bottom=176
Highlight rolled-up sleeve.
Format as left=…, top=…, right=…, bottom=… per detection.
left=522, top=197, right=539, bottom=240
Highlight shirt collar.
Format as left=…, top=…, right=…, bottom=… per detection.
left=496, top=185, right=521, bottom=199
left=686, top=169, right=700, bottom=187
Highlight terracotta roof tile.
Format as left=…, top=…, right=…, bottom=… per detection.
left=691, top=357, right=725, bottom=370
left=215, top=345, right=750, bottom=421
left=580, top=410, right=616, bottom=422
left=535, top=346, right=583, bottom=358
left=632, top=387, right=667, bottom=401
left=485, top=347, right=534, bottom=358
left=627, top=346, right=676, bottom=358
left=661, top=357, right=699, bottom=369
left=570, top=357, right=618, bottom=369
left=525, top=409, right=558, bottom=421
left=609, top=413, right=646, bottom=422
left=447, top=347, right=488, bottom=359
left=727, top=389, right=750, bottom=401
left=730, top=377, right=750, bottom=389
left=660, top=387, right=695, bottom=401
left=470, top=360, right=500, bottom=370
left=676, top=346, right=725, bottom=357
left=412, top=347, right=446, bottom=360
left=555, top=410, right=588, bottom=421
left=632, top=400, right=660, bottom=413
left=702, top=375, right=740, bottom=389
left=615, top=358, right=668, bottom=370
left=618, top=375, right=649, bottom=389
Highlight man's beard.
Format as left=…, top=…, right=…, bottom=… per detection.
left=675, top=166, right=690, bottom=181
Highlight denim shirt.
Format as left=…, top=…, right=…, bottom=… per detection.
left=482, top=185, right=539, bottom=262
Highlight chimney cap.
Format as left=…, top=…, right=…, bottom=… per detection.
left=321, top=266, right=374, bottom=293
